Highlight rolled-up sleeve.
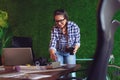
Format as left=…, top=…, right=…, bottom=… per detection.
left=75, top=25, right=80, bottom=47
left=49, top=28, right=57, bottom=52
left=67, top=21, right=80, bottom=47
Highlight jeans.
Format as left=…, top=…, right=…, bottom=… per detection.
left=55, top=51, right=76, bottom=78
left=55, top=51, right=76, bottom=65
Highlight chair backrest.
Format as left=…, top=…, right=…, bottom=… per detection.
left=12, top=36, right=32, bottom=48
left=87, top=0, right=120, bottom=80
left=2, top=48, right=33, bottom=66
left=11, top=36, right=35, bottom=60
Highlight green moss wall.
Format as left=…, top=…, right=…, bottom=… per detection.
left=1, top=0, right=120, bottom=65
left=0, top=0, right=100, bottom=59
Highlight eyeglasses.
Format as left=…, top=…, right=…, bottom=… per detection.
left=55, top=18, right=65, bottom=23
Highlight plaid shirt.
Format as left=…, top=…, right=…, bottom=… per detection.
left=49, top=21, right=80, bottom=52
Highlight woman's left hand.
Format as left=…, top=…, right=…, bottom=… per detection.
left=73, top=49, right=77, bottom=54
left=73, top=45, right=80, bottom=54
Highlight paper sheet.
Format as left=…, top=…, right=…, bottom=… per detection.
left=0, top=72, right=25, bottom=77
left=20, top=68, right=66, bottom=74
left=18, top=65, right=66, bottom=74
left=0, top=72, right=51, bottom=79
left=14, top=74, right=51, bottom=79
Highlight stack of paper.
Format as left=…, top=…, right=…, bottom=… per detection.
left=0, top=66, right=5, bottom=71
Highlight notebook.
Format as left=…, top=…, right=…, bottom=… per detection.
left=2, top=48, right=33, bottom=66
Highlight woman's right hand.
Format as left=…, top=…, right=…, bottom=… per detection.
left=49, top=49, right=57, bottom=61
left=50, top=53, right=57, bottom=61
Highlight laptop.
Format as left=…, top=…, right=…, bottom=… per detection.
left=2, top=48, right=33, bottom=66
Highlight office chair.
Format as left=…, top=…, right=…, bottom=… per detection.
left=11, top=36, right=32, bottom=48
left=11, top=36, right=35, bottom=61
left=58, top=0, right=120, bottom=80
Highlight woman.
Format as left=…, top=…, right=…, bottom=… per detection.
left=49, top=9, right=80, bottom=65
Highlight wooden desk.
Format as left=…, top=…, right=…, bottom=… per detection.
left=0, top=64, right=80, bottom=80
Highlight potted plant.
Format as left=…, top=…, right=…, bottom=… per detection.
left=0, top=10, right=10, bottom=65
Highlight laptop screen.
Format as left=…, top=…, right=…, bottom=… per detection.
left=2, top=48, right=33, bottom=66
